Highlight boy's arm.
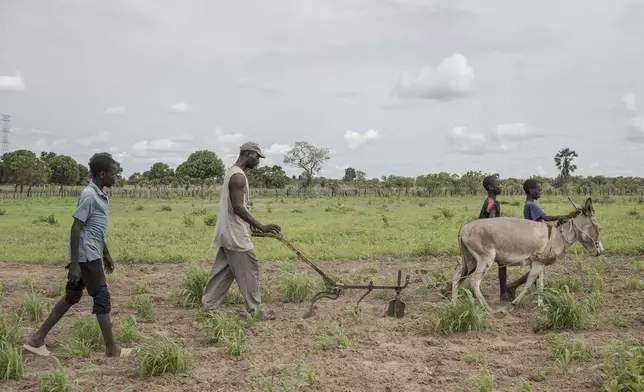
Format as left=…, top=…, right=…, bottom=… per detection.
left=103, top=244, right=114, bottom=273
left=69, top=194, right=92, bottom=283
left=542, top=210, right=580, bottom=222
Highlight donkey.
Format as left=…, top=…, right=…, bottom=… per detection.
left=451, top=197, right=603, bottom=312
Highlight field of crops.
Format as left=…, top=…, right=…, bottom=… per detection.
left=1, top=195, right=643, bottom=391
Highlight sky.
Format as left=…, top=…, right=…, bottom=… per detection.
left=1, top=0, right=643, bottom=179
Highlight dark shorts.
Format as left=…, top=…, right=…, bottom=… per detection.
left=64, top=259, right=111, bottom=314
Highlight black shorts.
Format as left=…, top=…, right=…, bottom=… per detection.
left=64, top=259, right=110, bottom=314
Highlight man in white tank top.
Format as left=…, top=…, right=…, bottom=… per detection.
left=202, top=142, right=281, bottom=320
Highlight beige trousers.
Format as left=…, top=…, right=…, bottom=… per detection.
left=202, top=247, right=262, bottom=313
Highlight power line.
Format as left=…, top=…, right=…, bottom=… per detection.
left=0, top=114, right=10, bottom=157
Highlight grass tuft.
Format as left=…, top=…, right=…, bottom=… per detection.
left=14, top=293, right=47, bottom=322
left=0, top=341, right=23, bottom=381
left=317, top=318, right=351, bottom=351
left=601, top=342, right=644, bottom=392
left=37, top=366, right=78, bottom=392
left=548, top=333, right=595, bottom=373
left=128, top=294, right=156, bottom=319
left=430, top=289, right=490, bottom=335
left=115, top=315, right=143, bottom=343
left=61, top=316, right=103, bottom=357
left=194, top=311, right=247, bottom=356
left=179, top=263, right=209, bottom=308
left=535, top=287, right=585, bottom=331
left=281, top=276, right=317, bottom=303
left=133, top=338, right=194, bottom=377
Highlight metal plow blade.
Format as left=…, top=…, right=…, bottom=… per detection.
left=384, top=271, right=407, bottom=319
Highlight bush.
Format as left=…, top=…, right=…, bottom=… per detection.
left=203, top=213, right=218, bottom=227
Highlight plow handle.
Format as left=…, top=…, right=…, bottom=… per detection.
left=251, top=232, right=337, bottom=286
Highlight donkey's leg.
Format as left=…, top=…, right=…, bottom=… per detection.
left=469, top=258, right=494, bottom=312
left=536, top=267, right=545, bottom=307
left=511, top=263, right=542, bottom=307
left=451, top=263, right=469, bottom=302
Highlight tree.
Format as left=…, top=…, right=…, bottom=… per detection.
left=146, top=162, right=175, bottom=186
left=76, top=164, right=90, bottom=185
left=283, top=141, right=330, bottom=187
left=554, top=148, right=578, bottom=180
left=356, top=170, right=366, bottom=181
left=343, top=167, right=357, bottom=182
left=47, top=154, right=80, bottom=192
left=1, top=149, right=51, bottom=193
left=40, top=151, right=57, bottom=163
left=175, top=150, right=225, bottom=190
left=247, top=165, right=291, bottom=188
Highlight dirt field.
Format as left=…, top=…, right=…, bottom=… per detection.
left=1, top=255, right=643, bottom=392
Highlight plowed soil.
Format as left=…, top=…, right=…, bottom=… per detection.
left=1, top=255, right=643, bottom=392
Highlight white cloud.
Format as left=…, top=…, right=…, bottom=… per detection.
left=392, top=54, right=474, bottom=100
left=170, top=102, right=188, bottom=113
left=52, top=139, right=67, bottom=147
left=78, top=131, right=110, bottom=146
left=537, top=166, right=547, bottom=175
left=623, top=93, right=637, bottom=113
left=490, top=123, right=541, bottom=142
left=131, top=137, right=189, bottom=154
left=214, top=127, right=244, bottom=144
left=104, top=106, right=126, bottom=115
left=447, top=123, right=541, bottom=155
left=344, top=129, right=382, bottom=149
left=0, top=72, right=25, bottom=91
left=589, top=162, right=600, bottom=169
left=264, top=143, right=291, bottom=155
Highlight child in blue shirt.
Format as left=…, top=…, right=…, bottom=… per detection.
left=502, top=178, right=578, bottom=300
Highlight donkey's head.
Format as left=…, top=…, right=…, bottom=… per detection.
left=568, top=197, right=603, bottom=256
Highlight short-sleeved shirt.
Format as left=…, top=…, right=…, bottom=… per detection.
left=479, top=197, right=500, bottom=219
left=67, top=182, right=109, bottom=262
left=524, top=200, right=545, bottom=221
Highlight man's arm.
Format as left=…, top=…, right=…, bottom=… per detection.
left=229, top=173, right=264, bottom=231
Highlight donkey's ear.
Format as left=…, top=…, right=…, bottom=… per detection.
left=568, top=197, right=583, bottom=211
left=584, top=197, right=594, bottom=215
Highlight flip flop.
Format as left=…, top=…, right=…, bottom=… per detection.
left=119, top=347, right=133, bottom=357
left=22, top=344, right=51, bottom=357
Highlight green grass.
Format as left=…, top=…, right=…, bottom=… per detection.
left=127, top=294, right=156, bottom=319
left=14, top=293, right=47, bottom=322
left=133, top=338, right=194, bottom=377
left=178, top=263, right=209, bottom=308
left=1, top=195, right=642, bottom=263
left=535, top=287, right=586, bottom=331
left=61, top=316, right=102, bottom=358
left=37, top=367, right=78, bottom=392
left=317, top=319, right=351, bottom=351
left=601, top=341, right=644, bottom=392
left=281, top=275, right=317, bottom=303
left=547, top=333, right=596, bottom=373
left=429, top=289, right=491, bottom=335
left=0, top=341, right=23, bottom=381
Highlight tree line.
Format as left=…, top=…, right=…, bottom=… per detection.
left=1, top=143, right=643, bottom=197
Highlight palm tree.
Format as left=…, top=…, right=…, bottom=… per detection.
left=554, top=148, right=578, bottom=179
